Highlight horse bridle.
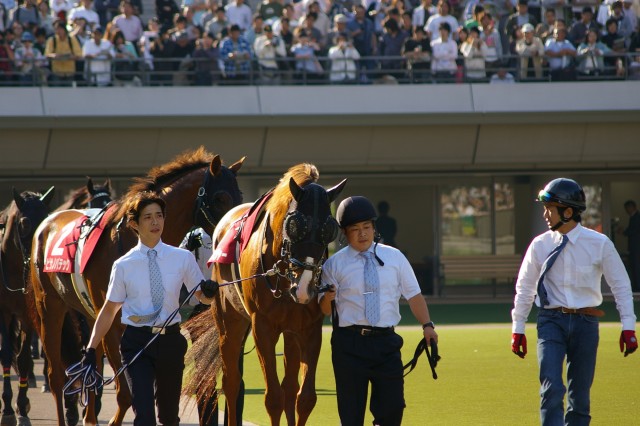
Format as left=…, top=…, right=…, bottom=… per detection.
left=193, top=167, right=222, bottom=230
left=0, top=211, right=34, bottom=294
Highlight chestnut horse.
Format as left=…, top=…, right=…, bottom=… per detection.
left=0, top=187, right=55, bottom=426
left=184, top=164, right=346, bottom=426
left=30, top=148, right=244, bottom=426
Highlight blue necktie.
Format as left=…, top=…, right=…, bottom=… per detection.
left=360, top=251, right=380, bottom=326
left=131, top=249, right=164, bottom=323
left=537, top=234, right=569, bottom=306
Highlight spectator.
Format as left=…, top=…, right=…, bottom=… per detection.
left=621, top=0, right=637, bottom=34
left=479, top=12, right=502, bottom=73
left=149, top=27, right=175, bottom=85
left=0, top=2, right=7, bottom=33
left=45, top=19, right=81, bottom=85
left=378, top=17, right=408, bottom=80
left=296, top=12, right=325, bottom=52
left=328, top=32, right=360, bottom=82
left=225, top=0, right=252, bottom=32
left=94, top=0, right=121, bottom=28
left=139, top=17, right=159, bottom=73
left=601, top=17, right=626, bottom=75
left=596, top=0, right=617, bottom=28
left=412, top=0, right=437, bottom=34
left=0, top=29, right=13, bottom=83
left=171, top=29, right=195, bottom=85
left=9, top=21, right=24, bottom=49
left=544, top=26, right=577, bottom=80
left=376, top=200, right=398, bottom=247
left=462, top=0, right=497, bottom=23
left=464, top=4, right=484, bottom=29
left=244, top=13, right=264, bottom=48
left=424, top=0, right=459, bottom=40
left=37, top=1, right=55, bottom=36
left=70, top=16, right=91, bottom=47
left=535, top=8, right=555, bottom=43
left=193, top=31, right=220, bottom=85
left=403, top=26, right=431, bottom=82
left=155, top=0, right=179, bottom=30
left=14, top=31, right=46, bottom=84
left=272, top=4, right=299, bottom=35
left=568, top=6, right=599, bottom=46
left=515, top=22, right=544, bottom=79
left=576, top=28, right=610, bottom=76
left=460, top=25, right=488, bottom=79
left=347, top=4, right=377, bottom=82
left=608, top=1, right=633, bottom=45
left=505, top=0, right=538, bottom=50
left=306, top=1, right=330, bottom=40
left=50, top=0, right=74, bottom=22
left=489, top=66, right=516, bottom=82
left=82, top=25, right=113, bottom=86
left=111, top=29, right=139, bottom=84
left=254, top=24, right=285, bottom=84
left=11, top=0, right=40, bottom=32
left=111, top=0, right=143, bottom=46
left=327, top=13, right=349, bottom=48
left=219, top=24, right=252, bottom=83
left=33, top=26, right=47, bottom=52
left=204, top=7, right=227, bottom=40
left=430, top=21, right=457, bottom=80
left=541, top=0, right=571, bottom=25
left=68, top=0, right=100, bottom=29
left=259, top=0, right=283, bottom=22
left=291, top=30, right=324, bottom=82
left=184, top=0, right=208, bottom=28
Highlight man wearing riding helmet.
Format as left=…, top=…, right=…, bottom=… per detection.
left=320, top=195, right=438, bottom=426
left=511, top=178, right=637, bottom=426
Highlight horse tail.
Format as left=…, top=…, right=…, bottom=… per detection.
left=182, top=309, right=222, bottom=425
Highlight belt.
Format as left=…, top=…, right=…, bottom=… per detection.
left=129, top=323, right=181, bottom=335
left=344, top=325, right=395, bottom=336
left=548, top=307, right=605, bottom=317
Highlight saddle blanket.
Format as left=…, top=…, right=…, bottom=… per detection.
left=43, top=204, right=116, bottom=274
left=209, top=191, right=272, bottom=265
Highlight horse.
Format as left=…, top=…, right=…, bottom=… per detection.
left=30, top=147, right=244, bottom=426
left=56, top=178, right=113, bottom=212
left=184, top=163, right=346, bottom=426
left=0, top=187, right=55, bottom=426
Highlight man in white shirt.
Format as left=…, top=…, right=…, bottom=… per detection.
left=82, top=25, right=114, bottom=86
left=511, top=178, right=637, bottom=426
left=224, top=0, right=252, bottom=32
left=68, top=0, right=100, bottom=29
left=111, top=0, right=143, bottom=44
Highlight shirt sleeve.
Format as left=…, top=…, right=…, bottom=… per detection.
left=511, top=240, right=540, bottom=333
left=398, top=253, right=421, bottom=300
left=601, top=238, right=637, bottom=330
left=106, top=260, right=126, bottom=303
left=182, top=249, right=206, bottom=292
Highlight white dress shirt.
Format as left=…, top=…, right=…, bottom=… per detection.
left=321, top=243, right=422, bottom=328
left=512, top=224, right=636, bottom=333
left=106, top=240, right=205, bottom=326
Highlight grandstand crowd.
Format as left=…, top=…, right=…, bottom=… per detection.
left=0, top=0, right=639, bottom=85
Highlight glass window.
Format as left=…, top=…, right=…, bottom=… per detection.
left=582, top=184, right=602, bottom=233
left=441, top=185, right=492, bottom=255
left=494, top=181, right=515, bottom=255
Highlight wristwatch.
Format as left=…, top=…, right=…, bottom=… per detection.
left=422, top=321, right=435, bottom=330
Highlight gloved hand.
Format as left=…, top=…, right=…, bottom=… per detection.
left=619, top=330, right=638, bottom=357
left=511, top=333, right=527, bottom=359
left=200, top=279, right=219, bottom=298
left=81, top=347, right=97, bottom=371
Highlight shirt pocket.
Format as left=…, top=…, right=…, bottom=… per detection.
left=575, top=265, right=596, bottom=288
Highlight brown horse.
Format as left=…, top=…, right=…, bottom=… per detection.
left=56, top=178, right=113, bottom=212
left=30, top=148, right=244, bottom=426
left=0, top=187, right=55, bottom=426
left=184, top=164, right=346, bottom=426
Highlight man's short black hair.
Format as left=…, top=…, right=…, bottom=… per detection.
left=625, top=200, right=637, bottom=209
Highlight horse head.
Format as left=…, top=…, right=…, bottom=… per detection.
left=10, top=186, right=55, bottom=255
left=283, top=178, right=347, bottom=304
left=86, top=177, right=113, bottom=209
left=194, top=155, right=245, bottom=235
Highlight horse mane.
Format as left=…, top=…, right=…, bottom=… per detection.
left=265, top=163, right=319, bottom=256
left=107, top=147, right=214, bottom=234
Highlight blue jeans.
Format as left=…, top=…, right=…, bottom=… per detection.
left=537, top=309, right=599, bottom=426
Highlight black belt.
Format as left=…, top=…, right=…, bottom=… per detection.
left=128, top=323, right=181, bottom=335
left=344, top=325, right=395, bottom=336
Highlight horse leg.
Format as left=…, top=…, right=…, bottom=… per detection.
left=41, top=357, right=49, bottom=393
left=80, top=344, right=104, bottom=426
left=1, top=317, right=17, bottom=426
left=14, top=329, right=34, bottom=426
left=252, top=316, right=284, bottom=426
left=281, top=334, right=300, bottom=426
left=102, top=326, right=131, bottom=426
left=293, top=321, right=322, bottom=426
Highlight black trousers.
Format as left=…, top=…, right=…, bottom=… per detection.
left=331, top=327, right=405, bottom=426
left=120, top=325, right=187, bottom=426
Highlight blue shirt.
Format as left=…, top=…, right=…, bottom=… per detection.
left=219, top=36, right=253, bottom=76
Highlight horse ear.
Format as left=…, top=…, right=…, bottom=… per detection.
left=210, top=155, right=222, bottom=177
left=40, top=186, right=55, bottom=206
left=104, top=178, right=112, bottom=191
left=12, top=187, right=25, bottom=211
left=87, top=176, right=95, bottom=195
left=327, top=179, right=348, bottom=203
left=229, top=157, right=246, bottom=175
left=289, top=177, right=304, bottom=202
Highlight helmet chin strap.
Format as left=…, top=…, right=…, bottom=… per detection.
left=373, top=231, right=384, bottom=266
left=550, top=207, right=572, bottom=231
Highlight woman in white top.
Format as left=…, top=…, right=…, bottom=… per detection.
left=430, top=21, right=458, bottom=79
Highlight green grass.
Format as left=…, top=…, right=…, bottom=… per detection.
left=204, top=314, right=640, bottom=425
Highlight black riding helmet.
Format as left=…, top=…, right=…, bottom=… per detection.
left=537, top=178, right=586, bottom=230
left=336, top=196, right=377, bottom=228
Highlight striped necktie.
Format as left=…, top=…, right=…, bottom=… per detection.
left=360, top=251, right=380, bottom=326
left=537, top=234, right=569, bottom=306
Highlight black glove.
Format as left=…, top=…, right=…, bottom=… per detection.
left=186, top=231, right=203, bottom=252
left=200, top=279, right=219, bottom=298
left=81, top=347, right=96, bottom=371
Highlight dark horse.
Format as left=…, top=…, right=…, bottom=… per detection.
left=0, top=187, right=55, bottom=426
left=30, top=148, right=244, bottom=426
left=184, top=164, right=346, bottom=426
left=56, top=178, right=114, bottom=212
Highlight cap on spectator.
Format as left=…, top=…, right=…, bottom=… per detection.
left=334, top=14, right=348, bottom=24
left=517, top=0, right=528, bottom=5
left=229, top=24, right=241, bottom=32
left=175, top=30, right=189, bottom=41
left=521, top=23, right=534, bottom=33
left=582, top=6, right=593, bottom=13
left=93, top=25, right=104, bottom=34
left=21, top=31, right=34, bottom=42
left=264, top=24, right=273, bottom=32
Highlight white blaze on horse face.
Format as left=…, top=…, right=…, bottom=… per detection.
left=292, top=256, right=315, bottom=304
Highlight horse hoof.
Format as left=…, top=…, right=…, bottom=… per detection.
left=41, top=384, right=50, bottom=393
left=0, top=414, right=17, bottom=426
left=16, top=417, right=31, bottom=426
left=14, top=401, right=30, bottom=416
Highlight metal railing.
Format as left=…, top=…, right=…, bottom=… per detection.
left=1, top=53, right=639, bottom=87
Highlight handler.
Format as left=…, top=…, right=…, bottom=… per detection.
left=511, top=178, right=637, bottom=426
left=320, top=195, right=438, bottom=426
left=81, top=191, right=219, bottom=426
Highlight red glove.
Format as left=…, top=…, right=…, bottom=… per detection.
left=619, top=330, right=638, bottom=357
left=511, top=333, right=527, bottom=359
